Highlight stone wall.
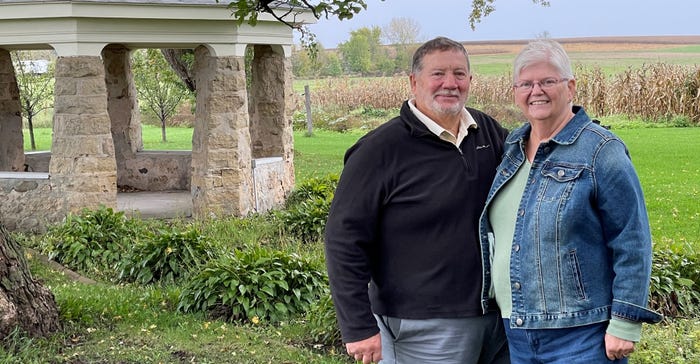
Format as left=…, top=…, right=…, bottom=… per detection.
left=191, top=46, right=254, bottom=217
left=0, top=173, right=62, bottom=233
left=0, top=49, right=24, bottom=172
left=252, top=157, right=286, bottom=212
left=50, top=56, right=117, bottom=214
left=103, top=45, right=143, bottom=188
left=122, top=151, right=191, bottom=191
left=23, top=151, right=50, bottom=172
left=248, top=45, right=295, bottom=209
left=23, top=150, right=193, bottom=191
left=1, top=44, right=295, bottom=231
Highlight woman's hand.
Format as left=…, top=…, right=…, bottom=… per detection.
left=605, top=333, right=635, bottom=360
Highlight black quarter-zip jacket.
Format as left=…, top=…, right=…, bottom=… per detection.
left=325, top=101, right=508, bottom=343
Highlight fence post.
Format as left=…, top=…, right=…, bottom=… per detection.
left=304, top=84, right=313, bottom=136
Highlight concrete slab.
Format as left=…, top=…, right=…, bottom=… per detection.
left=117, top=190, right=192, bottom=219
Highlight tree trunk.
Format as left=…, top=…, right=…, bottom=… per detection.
left=0, top=223, right=61, bottom=339
left=161, top=49, right=196, bottom=92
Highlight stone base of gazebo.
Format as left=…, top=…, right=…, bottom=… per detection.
left=0, top=0, right=312, bottom=232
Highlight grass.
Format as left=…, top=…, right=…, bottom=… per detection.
left=18, top=259, right=348, bottom=364
left=293, top=129, right=366, bottom=182
left=615, top=127, right=700, bottom=250
left=9, top=38, right=700, bottom=362
left=23, top=124, right=194, bottom=152
left=21, top=124, right=700, bottom=251
left=10, top=122, right=700, bottom=362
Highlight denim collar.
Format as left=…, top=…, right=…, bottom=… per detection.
left=506, top=105, right=590, bottom=146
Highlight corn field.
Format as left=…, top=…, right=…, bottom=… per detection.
left=303, top=63, right=700, bottom=125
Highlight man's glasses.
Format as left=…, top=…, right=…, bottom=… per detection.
left=513, top=78, right=568, bottom=92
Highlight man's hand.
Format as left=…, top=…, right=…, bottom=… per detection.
left=605, top=333, right=635, bottom=360
left=346, top=333, right=382, bottom=364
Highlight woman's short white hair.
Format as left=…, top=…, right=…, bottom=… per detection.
left=513, top=39, right=574, bottom=82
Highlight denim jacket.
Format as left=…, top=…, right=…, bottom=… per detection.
left=479, top=106, right=662, bottom=329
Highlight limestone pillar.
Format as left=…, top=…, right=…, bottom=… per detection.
left=103, top=45, right=142, bottom=189
left=191, top=46, right=254, bottom=217
left=49, top=56, right=117, bottom=213
left=249, top=45, right=295, bottom=195
left=0, top=49, right=25, bottom=172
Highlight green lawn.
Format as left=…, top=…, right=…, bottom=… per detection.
left=14, top=124, right=700, bottom=362
left=616, top=128, right=700, bottom=250
left=22, top=125, right=700, bottom=251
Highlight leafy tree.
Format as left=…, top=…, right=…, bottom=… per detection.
left=11, top=51, right=54, bottom=151
left=322, top=51, right=343, bottom=76
left=132, top=49, right=190, bottom=142
left=160, top=49, right=195, bottom=92
left=382, top=17, right=422, bottom=46
left=338, top=26, right=389, bottom=75
left=225, top=1, right=550, bottom=38
left=227, top=0, right=376, bottom=47
left=292, top=44, right=320, bottom=77
left=469, top=0, right=550, bottom=29
left=382, top=17, right=422, bottom=74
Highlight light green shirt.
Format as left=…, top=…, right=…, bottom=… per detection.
left=487, top=159, right=642, bottom=341
left=488, top=159, right=531, bottom=318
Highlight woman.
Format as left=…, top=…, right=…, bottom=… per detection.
left=479, top=39, right=662, bottom=363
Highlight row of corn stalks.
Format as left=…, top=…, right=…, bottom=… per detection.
left=302, top=63, right=700, bottom=124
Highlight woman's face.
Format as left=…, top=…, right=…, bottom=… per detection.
left=514, top=62, right=575, bottom=125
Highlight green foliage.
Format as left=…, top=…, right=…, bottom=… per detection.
left=649, top=246, right=700, bottom=317
left=227, top=0, right=371, bottom=26
left=12, top=124, right=700, bottom=362
left=0, top=328, right=40, bottom=363
left=11, top=50, right=55, bottom=151
left=634, top=319, right=700, bottom=363
left=469, top=0, right=550, bottom=29
left=132, top=49, right=191, bottom=141
left=292, top=46, right=344, bottom=78
left=177, top=247, right=328, bottom=323
left=40, top=206, right=145, bottom=281
left=277, top=175, right=338, bottom=242
left=285, top=174, right=339, bottom=207
left=306, top=293, right=343, bottom=350
left=338, top=26, right=391, bottom=75
left=118, top=226, right=214, bottom=285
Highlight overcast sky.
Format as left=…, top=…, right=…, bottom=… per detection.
left=302, top=0, right=700, bottom=47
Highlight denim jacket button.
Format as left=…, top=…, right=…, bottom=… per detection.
left=513, top=244, right=520, bottom=252
left=518, top=209, right=525, bottom=216
left=557, top=169, right=565, bottom=177
left=515, top=318, right=524, bottom=326
left=513, top=282, right=521, bottom=290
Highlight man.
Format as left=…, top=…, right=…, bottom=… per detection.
left=324, top=37, right=510, bottom=364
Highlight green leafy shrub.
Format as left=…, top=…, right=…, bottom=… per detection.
left=306, top=293, right=342, bottom=350
left=649, top=247, right=700, bottom=317
left=634, top=318, right=700, bottom=363
left=177, top=247, right=328, bottom=323
left=40, top=206, right=145, bottom=281
left=278, top=175, right=338, bottom=242
left=285, top=174, right=338, bottom=208
left=118, top=226, right=214, bottom=285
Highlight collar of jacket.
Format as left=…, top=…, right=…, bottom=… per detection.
left=400, top=100, right=479, bottom=139
left=506, top=105, right=591, bottom=147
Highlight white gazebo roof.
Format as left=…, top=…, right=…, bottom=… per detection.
left=0, top=0, right=316, bottom=56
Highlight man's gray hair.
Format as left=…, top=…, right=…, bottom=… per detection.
left=411, top=36, right=470, bottom=74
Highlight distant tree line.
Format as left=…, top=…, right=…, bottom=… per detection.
left=292, top=17, right=423, bottom=78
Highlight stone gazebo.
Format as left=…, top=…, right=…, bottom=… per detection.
left=0, top=0, right=313, bottom=232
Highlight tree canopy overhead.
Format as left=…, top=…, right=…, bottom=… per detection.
left=227, top=0, right=550, bottom=33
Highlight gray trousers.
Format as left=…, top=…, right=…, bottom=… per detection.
left=375, top=312, right=510, bottom=364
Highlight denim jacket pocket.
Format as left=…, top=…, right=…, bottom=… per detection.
left=541, top=161, right=586, bottom=182
left=539, top=162, right=587, bottom=202
left=567, top=249, right=588, bottom=301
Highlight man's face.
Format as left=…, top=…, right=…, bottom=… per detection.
left=410, top=49, right=472, bottom=123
